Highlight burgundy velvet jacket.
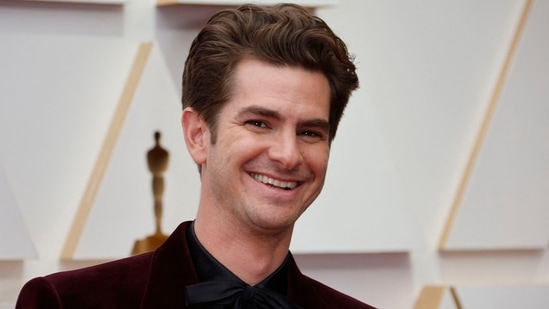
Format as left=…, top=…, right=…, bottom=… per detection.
left=16, top=221, right=375, bottom=308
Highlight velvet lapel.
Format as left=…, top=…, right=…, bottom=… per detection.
left=286, top=253, right=327, bottom=307
left=139, top=221, right=199, bottom=309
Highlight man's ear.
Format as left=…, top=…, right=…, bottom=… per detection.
left=182, top=107, right=209, bottom=166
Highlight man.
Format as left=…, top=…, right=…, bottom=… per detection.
left=16, top=4, right=375, bottom=308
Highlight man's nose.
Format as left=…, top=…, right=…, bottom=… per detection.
left=267, top=130, right=303, bottom=170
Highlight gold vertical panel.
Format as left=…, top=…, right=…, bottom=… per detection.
left=449, top=287, right=464, bottom=309
left=156, top=0, right=178, bottom=5
left=414, top=285, right=446, bottom=309
left=61, top=42, right=153, bottom=260
left=438, top=0, right=533, bottom=250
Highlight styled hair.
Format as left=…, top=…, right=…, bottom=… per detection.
left=182, top=3, right=358, bottom=143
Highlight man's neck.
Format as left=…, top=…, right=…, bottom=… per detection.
left=193, top=215, right=293, bottom=286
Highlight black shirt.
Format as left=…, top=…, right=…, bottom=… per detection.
left=185, top=222, right=297, bottom=308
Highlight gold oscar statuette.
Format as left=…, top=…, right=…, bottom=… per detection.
left=132, top=131, right=169, bottom=255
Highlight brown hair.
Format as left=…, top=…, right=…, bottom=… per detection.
left=182, top=3, right=358, bottom=143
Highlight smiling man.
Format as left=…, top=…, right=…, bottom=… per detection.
left=184, top=58, right=332, bottom=287
left=17, top=3, right=375, bottom=308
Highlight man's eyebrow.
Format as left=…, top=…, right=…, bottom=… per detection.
left=300, top=118, right=330, bottom=132
left=236, top=106, right=282, bottom=120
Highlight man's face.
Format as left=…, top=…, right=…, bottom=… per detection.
left=200, top=58, right=331, bottom=235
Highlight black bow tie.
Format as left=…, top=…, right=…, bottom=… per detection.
left=185, top=279, right=301, bottom=308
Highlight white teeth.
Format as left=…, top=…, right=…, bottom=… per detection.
left=252, top=173, right=298, bottom=190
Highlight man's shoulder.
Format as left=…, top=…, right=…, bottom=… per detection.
left=17, top=253, right=155, bottom=308
left=46, top=252, right=153, bottom=283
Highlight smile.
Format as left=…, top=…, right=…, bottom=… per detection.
left=250, top=173, right=298, bottom=190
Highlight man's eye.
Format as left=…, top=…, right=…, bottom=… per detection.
left=246, top=120, right=268, bottom=128
left=300, top=130, right=325, bottom=140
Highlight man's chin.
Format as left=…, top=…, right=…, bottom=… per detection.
left=247, top=216, right=297, bottom=237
